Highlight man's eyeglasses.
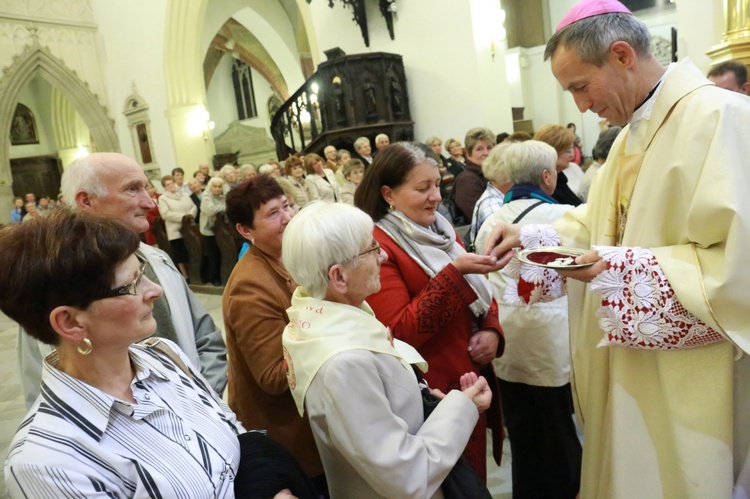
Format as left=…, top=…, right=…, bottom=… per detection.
left=93, top=261, right=147, bottom=301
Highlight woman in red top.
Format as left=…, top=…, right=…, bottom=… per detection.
left=143, top=180, right=160, bottom=246
left=355, top=142, right=506, bottom=481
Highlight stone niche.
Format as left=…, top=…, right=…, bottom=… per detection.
left=212, top=121, right=277, bottom=166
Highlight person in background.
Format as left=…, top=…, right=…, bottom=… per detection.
left=323, top=145, right=339, bottom=172
left=355, top=142, right=505, bottom=481
left=469, top=143, right=513, bottom=248
left=305, top=153, right=341, bottom=203
left=476, top=141, right=581, bottom=499
left=36, top=197, right=51, bottom=217
left=240, top=163, right=257, bottom=182
left=453, top=127, right=496, bottom=223
left=504, top=131, right=533, bottom=142
left=354, top=136, right=373, bottom=165
left=10, top=196, right=24, bottom=223
left=193, top=169, right=208, bottom=187
left=707, top=59, right=750, bottom=94
left=22, top=202, right=39, bottom=222
left=282, top=201, right=491, bottom=498
left=200, top=177, right=226, bottom=287
left=425, top=136, right=449, bottom=193
left=340, top=159, right=364, bottom=205
left=143, top=181, right=161, bottom=247
left=172, top=167, right=189, bottom=195
left=374, top=133, right=390, bottom=157
left=443, top=138, right=466, bottom=195
left=534, top=124, right=583, bottom=206
left=158, top=174, right=197, bottom=281
left=188, top=178, right=203, bottom=225
left=18, top=152, right=227, bottom=409
left=221, top=164, right=239, bottom=193
left=259, top=163, right=281, bottom=178
left=198, top=162, right=211, bottom=178
left=24, top=192, right=36, bottom=208
left=283, top=155, right=314, bottom=208
left=579, top=126, right=622, bottom=201
left=223, top=176, right=327, bottom=492
left=335, top=149, right=352, bottom=186
left=567, top=123, right=584, bottom=165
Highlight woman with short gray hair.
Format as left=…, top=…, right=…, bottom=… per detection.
left=475, top=139, right=581, bottom=498
left=469, top=143, right=514, bottom=248
left=281, top=201, right=491, bottom=498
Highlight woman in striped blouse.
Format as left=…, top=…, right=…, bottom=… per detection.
left=0, top=210, right=302, bottom=499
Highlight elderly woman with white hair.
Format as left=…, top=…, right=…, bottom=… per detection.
left=468, top=142, right=514, bottom=249
left=475, top=140, right=581, bottom=499
left=200, top=177, right=226, bottom=286
left=281, top=201, right=492, bottom=498
left=220, top=164, right=238, bottom=193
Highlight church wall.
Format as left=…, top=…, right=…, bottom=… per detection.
left=90, top=0, right=178, bottom=172
left=305, top=0, right=514, bottom=145
left=205, top=54, right=275, bottom=139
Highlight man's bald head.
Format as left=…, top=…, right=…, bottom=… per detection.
left=61, top=153, right=155, bottom=233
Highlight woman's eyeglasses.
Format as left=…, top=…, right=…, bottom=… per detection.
left=357, top=241, right=381, bottom=258
left=93, top=261, right=147, bottom=301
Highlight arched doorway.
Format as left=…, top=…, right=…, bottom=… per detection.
left=0, top=42, right=118, bottom=220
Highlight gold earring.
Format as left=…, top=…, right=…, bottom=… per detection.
left=77, top=338, right=93, bottom=355
left=389, top=204, right=394, bottom=211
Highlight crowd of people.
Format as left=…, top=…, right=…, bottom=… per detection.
left=2, top=0, right=750, bottom=497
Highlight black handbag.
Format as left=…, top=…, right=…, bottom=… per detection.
left=417, top=371, right=492, bottom=499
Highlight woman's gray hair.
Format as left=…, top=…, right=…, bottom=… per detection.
left=353, top=136, right=370, bottom=152
left=592, top=126, right=623, bottom=161
left=283, top=201, right=374, bottom=299
left=424, top=136, right=441, bottom=146
left=504, top=140, right=558, bottom=186
left=258, top=164, right=275, bottom=175
left=60, top=155, right=109, bottom=207
left=481, top=143, right=512, bottom=184
left=240, top=163, right=256, bottom=175
left=544, top=13, right=651, bottom=66
left=207, top=176, right=224, bottom=188
left=220, top=164, right=235, bottom=179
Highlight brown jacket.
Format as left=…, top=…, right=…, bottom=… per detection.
left=223, top=245, right=323, bottom=477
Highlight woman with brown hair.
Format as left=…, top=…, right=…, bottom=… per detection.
left=533, top=124, right=584, bottom=206
left=304, top=153, right=341, bottom=203
left=0, top=210, right=307, bottom=498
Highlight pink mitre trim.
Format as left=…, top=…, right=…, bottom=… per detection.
left=557, top=0, right=633, bottom=31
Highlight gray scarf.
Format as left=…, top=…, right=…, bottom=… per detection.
left=377, top=210, right=492, bottom=317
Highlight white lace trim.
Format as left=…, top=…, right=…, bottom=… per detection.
left=503, top=225, right=565, bottom=305
left=590, top=246, right=724, bottom=350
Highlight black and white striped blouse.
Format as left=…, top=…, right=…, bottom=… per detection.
left=5, top=340, right=244, bottom=498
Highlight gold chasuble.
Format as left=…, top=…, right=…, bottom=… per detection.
left=555, top=59, right=750, bottom=497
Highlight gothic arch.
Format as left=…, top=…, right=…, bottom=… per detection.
left=0, top=42, right=119, bottom=180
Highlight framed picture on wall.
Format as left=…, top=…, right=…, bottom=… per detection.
left=10, top=103, right=39, bottom=145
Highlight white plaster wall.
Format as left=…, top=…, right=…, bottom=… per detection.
left=9, top=76, right=58, bottom=160
left=305, top=0, right=513, bottom=144
left=206, top=53, right=274, bottom=136
left=90, top=0, right=177, bottom=172
left=676, top=0, right=724, bottom=74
